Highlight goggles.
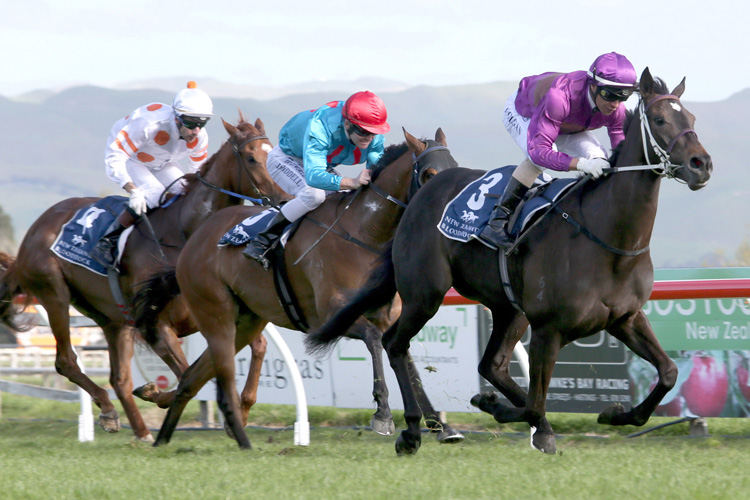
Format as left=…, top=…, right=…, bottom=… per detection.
left=597, top=86, right=634, bottom=102
left=178, top=114, right=209, bottom=130
left=348, top=122, right=374, bottom=137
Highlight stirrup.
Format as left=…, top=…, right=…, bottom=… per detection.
left=242, top=243, right=271, bottom=271
left=90, top=240, right=116, bottom=268
left=476, top=224, right=513, bottom=250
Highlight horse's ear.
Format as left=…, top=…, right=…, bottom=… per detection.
left=403, top=127, right=426, bottom=155
left=223, top=118, right=238, bottom=137
left=254, top=118, right=266, bottom=135
left=671, top=77, right=686, bottom=98
left=434, top=128, right=447, bottom=146
left=639, top=67, right=654, bottom=99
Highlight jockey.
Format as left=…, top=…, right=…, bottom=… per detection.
left=477, top=52, right=638, bottom=249
left=242, top=90, right=390, bottom=269
left=90, top=81, right=213, bottom=268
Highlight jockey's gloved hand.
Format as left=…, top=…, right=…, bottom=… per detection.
left=576, top=157, right=609, bottom=179
left=128, top=188, right=148, bottom=215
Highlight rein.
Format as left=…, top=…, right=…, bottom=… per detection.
left=292, top=143, right=449, bottom=264
left=195, top=134, right=273, bottom=207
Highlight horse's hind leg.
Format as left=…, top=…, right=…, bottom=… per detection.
left=600, top=310, right=677, bottom=427
left=405, top=358, right=465, bottom=444
left=103, top=323, right=153, bottom=441
left=345, top=318, right=395, bottom=435
left=37, top=289, right=121, bottom=433
left=476, top=310, right=529, bottom=407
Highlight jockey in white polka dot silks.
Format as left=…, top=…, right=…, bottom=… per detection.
left=90, top=81, right=213, bottom=268
left=477, top=52, right=638, bottom=249
left=243, top=90, right=391, bottom=268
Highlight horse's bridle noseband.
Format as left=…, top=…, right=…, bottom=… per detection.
left=639, top=94, right=697, bottom=178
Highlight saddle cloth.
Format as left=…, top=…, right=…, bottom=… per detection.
left=50, top=196, right=128, bottom=276
left=438, top=165, right=577, bottom=243
left=218, top=207, right=286, bottom=246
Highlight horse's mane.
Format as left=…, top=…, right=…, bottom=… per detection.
left=181, top=119, right=260, bottom=195
left=370, top=142, right=409, bottom=182
left=609, top=77, right=669, bottom=165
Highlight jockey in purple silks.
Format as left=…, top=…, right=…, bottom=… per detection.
left=477, top=52, right=638, bottom=249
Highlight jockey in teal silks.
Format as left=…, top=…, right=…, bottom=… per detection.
left=243, top=91, right=390, bottom=269
left=476, top=52, right=638, bottom=249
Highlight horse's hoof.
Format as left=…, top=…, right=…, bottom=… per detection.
left=530, top=427, right=556, bottom=455
left=470, top=392, right=500, bottom=414
left=395, top=431, right=421, bottom=456
left=132, top=382, right=160, bottom=401
left=370, top=416, right=395, bottom=436
left=97, top=409, right=121, bottom=433
left=597, top=402, right=626, bottom=425
left=436, top=428, right=465, bottom=444
left=137, top=434, right=155, bottom=444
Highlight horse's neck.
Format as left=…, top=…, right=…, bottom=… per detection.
left=351, top=153, right=413, bottom=243
left=157, top=150, right=242, bottom=237
left=583, top=124, right=662, bottom=246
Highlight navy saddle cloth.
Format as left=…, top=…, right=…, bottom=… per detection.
left=50, top=196, right=128, bottom=276
left=438, top=165, right=577, bottom=243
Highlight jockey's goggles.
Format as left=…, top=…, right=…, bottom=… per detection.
left=177, top=114, right=209, bottom=130
left=348, top=122, right=374, bottom=138
left=597, top=86, right=634, bottom=102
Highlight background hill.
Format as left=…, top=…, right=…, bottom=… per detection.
left=0, top=79, right=747, bottom=268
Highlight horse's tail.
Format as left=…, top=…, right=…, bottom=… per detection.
left=305, top=241, right=397, bottom=356
left=0, top=254, right=36, bottom=332
left=132, top=268, right=181, bottom=345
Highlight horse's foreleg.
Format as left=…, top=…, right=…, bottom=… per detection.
left=233, top=318, right=268, bottom=432
left=602, top=311, right=677, bottom=427
left=523, top=327, right=561, bottom=455
left=477, top=310, right=529, bottom=407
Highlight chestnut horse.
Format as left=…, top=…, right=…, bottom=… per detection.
left=133, top=129, right=465, bottom=448
left=0, top=116, right=285, bottom=441
left=307, top=69, right=713, bottom=455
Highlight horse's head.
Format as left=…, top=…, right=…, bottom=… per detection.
left=221, top=114, right=288, bottom=206
left=638, top=67, right=713, bottom=190
left=403, top=128, right=459, bottom=187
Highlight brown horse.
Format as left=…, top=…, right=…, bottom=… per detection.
left=0, top=116, right=285, bottom=441
left=306, top=68, right=713, bottom=455
left=132, top=129, right=465, bottom=448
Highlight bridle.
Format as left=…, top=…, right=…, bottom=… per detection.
left=637, top=94, right=697, bottom=179
left=368, top=141, right=451, bottom=208
left=295, top=141, right=452, bottom=263
left=194, top=134, right=275, bottom=207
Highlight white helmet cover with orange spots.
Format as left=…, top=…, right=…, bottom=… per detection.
left=173, top=81, right=214, bottom=118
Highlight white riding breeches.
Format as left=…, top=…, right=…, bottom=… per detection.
left=266, top=146, right=326, bottom=222
left=503, top=90, right=609, bottom=163
left=125, top=160, right=186, bottom=209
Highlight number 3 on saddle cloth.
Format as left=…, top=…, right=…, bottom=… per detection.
left=50, top=196, right=129, bottom=276
left=437, top=165, right=577, bottom=245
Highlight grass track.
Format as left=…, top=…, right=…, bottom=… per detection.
left=1, top=393, right=749, bottom=499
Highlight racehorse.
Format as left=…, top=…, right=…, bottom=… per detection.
left=0, top=116, right=285, bottom=441
left=306, top=68, right=713, bottom=455
left=132, top=128, right=465, bottom=449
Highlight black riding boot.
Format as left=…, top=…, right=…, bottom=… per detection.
left=242, top=211, right=289, bottom=270
left=89, top=208, right=137, bottom=269
left=477, top=177, right=530, bottom=249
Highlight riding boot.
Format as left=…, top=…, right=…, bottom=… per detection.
left=90, top=208, right=137, bottom=269
left=477, top=177, right=530, bottom=249
left=242, top=211, right=289, bottom=270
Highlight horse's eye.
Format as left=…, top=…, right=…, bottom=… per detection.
left=653, top=117, right=665, bottom=126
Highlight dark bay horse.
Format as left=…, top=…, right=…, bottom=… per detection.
left=0, top=116, right=286, bottom=441
left=133, top=129, right=465, bottom=448
left=306, top=68, right=713, bottom=455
